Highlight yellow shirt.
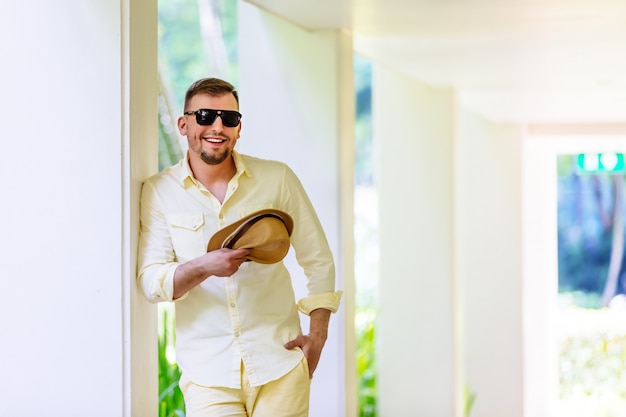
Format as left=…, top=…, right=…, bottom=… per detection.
left=137, top=151, right=342, bottom=388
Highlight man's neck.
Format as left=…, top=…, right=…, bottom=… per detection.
left=189, top=154, right=237, bottom=202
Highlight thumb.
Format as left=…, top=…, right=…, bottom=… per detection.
left=284, top=335, right=306, bottom=350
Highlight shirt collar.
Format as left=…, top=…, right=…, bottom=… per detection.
left=178, top=150, right=252, bottom=186
left=232, top=150, right=253, bottom=178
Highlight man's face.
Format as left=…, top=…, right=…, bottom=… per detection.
left=178, top=93, right=242, bottom=166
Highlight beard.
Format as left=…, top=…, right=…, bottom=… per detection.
left=200, top=148, right=231, bottom=165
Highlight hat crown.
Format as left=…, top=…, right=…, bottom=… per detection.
left=223, top=214, right=287, bottom=249
left=207, top=209, right=294, bottom=264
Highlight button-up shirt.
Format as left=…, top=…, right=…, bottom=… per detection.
left=137, top=151, right=342, bottom=388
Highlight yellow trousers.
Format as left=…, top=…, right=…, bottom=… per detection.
left=179, top=357, right=311, bottom=417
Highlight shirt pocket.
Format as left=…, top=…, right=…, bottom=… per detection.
left=167, top=212, right=205, bottom=262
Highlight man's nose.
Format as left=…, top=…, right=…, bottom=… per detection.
left=210, top=114, right=224, bottom=130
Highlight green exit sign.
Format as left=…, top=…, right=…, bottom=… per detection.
left=576, top=153, right=626, bottom=173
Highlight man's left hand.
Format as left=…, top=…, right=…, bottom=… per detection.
left=284, top=308, right=331, bottom=378
left=284, top=332, right=327, bottom=378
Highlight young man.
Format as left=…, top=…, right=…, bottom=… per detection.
left=137, top=77, right=342, bottom=417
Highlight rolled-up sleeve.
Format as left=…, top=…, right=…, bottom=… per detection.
left=297, top=291, right=343, bottom=315
left=281, top=164, right=342, bottom=315
left=137, top=180, right=182, bottom=303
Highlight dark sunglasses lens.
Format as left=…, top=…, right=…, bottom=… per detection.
left=221, top=111, right=241, bottom=127
left=196, top=109, right=218, bottom=125
left=193, top=109, right=240, bottom=127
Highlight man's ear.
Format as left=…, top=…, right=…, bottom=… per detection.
left=177, top=116, right=187, bottom=135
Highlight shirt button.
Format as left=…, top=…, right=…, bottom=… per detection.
left=234, top=332, right=240, bottom=337
left=219, top=214, right=224, bottom=219
left=230, top=303, right=236, bottom=308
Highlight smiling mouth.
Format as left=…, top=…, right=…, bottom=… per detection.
left=204, top=137, right=226, bottom=144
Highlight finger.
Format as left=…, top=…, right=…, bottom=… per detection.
left=284, top=336, right=305, bottom=349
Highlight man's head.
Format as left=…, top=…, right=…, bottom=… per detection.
left=178, top=77, right=242, bottom=167
left=184, top=77, right=239, bottom=111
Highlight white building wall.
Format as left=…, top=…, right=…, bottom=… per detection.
left=373, top=66, right=459, bottom=416
left=0, top=0, right=157, bottom=415
left=456, top=109, right=524, bottom=417
left=237, top=2, right=354, bottom=416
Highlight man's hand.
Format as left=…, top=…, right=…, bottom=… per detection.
left=284, top=308, right=331, bottom=378
left=202, top=248, right=250, bottom=277
left=173, top=248, right=250, bottom=299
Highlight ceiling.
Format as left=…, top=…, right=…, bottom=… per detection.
left=245, top=0, right=626, bottom=123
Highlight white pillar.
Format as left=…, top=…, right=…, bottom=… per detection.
left=238, top=2, right=355, bottom=416
left=0, top=0, right=157, bottom=415
left=374, top=67, right=459, bottom=416
left=456, top=109, right=524, bottom=417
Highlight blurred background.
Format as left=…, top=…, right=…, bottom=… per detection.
left=4, top=1, right=626, bottom=416
left=156, top=1, right=626, bottom=417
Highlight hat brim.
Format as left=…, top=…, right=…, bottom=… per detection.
left=206, top=209, right=294, bottom=264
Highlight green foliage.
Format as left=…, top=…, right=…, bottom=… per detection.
left=158, top=0, right=207, bottom=112
left=159, top=305, right=185, bottom=417
left=215, top=0, right=239, bottom=84
left=557, top=154, right=576, bottom=177
left=158, top=72, right=184, bottom=172
left=464, top=385, right=476, bottom=417
left=158, top=0, right=239, bottom=113
left=356, top=308, right=377, bottom=417
left=559, top=306, right=626, bottom=416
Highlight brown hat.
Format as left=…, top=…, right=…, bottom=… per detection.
left=206, top=209, right=294, bottom=264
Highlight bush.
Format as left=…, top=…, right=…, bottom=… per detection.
left=559, top=305, right=626, bottom=417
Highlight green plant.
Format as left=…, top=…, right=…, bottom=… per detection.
left=159, top=304, right=185, bottom=417
left=464, top=384, right=476, bottom=417
left=356, top=308, right=377, bottom=417
left=558, top=304, right=626, bottom=417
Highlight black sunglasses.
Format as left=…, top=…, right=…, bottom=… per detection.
left=184, top=109, right=242, bottom=128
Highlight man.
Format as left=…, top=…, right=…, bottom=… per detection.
left=137, top=77, right=342, bottom=417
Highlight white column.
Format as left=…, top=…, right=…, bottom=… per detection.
left=238, top=2, right=354, bottom=416
left=456, top=109, right=524, bottom=417
left=374, top=67, right=459, bottom=416
left=127, top=0, right=159, bottom=415
left=0, top=0, right=157, bottom=415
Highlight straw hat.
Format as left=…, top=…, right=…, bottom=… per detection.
left=206, top=209, right=294, bottom=264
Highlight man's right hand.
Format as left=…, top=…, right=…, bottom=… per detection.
left=172, top=248, right=250, bottom=299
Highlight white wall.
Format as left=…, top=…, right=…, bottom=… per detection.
left=0, top=0, right=157, bottom=415
left=456, top=109, right=524, bottom=417
left=373, top=66, right=459, bottom=416
left=238, top=2, right=355, bottom=416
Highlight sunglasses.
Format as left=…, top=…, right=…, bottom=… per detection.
left=184, top=109, right=242, bottom=128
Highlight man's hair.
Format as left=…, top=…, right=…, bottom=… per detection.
left=184, top=78, right=239, bottom=110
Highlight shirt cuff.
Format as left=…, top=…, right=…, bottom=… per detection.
left=147, top=263, right=189, bottom=302
left=297, top=291, right=343, bottom=315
